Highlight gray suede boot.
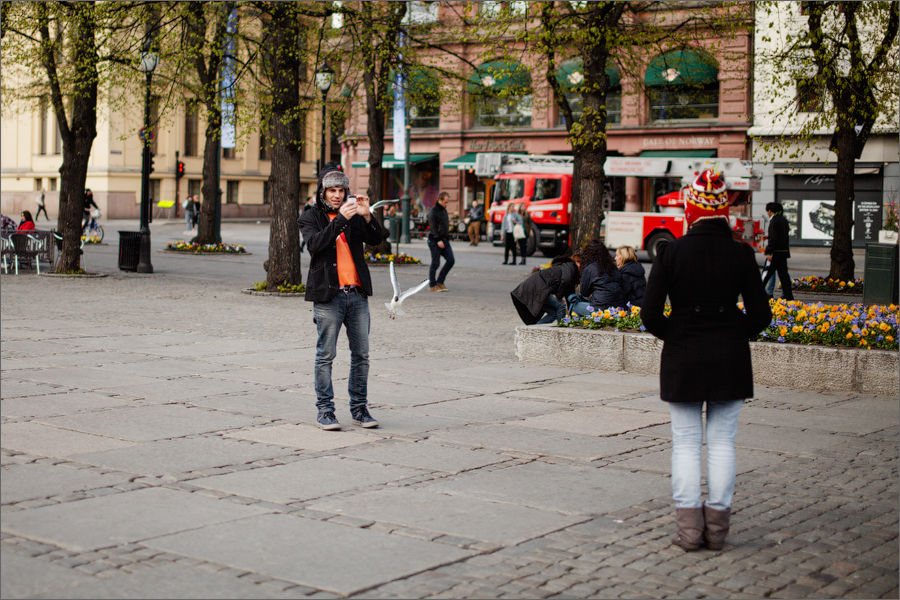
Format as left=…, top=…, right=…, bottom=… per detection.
left=703, top=505, right=731, bottom=551
left=672, top=507, right=704, bottom=551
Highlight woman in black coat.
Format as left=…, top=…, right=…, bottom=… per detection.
left=615, top=245, right=646, bottom=307
left=569, top=240, right=624, bottom=315
left=511, top=254, right=580, bottom=324
left=641, top=169, right=772, bottom=553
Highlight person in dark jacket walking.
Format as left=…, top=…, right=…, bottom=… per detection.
left=615, top=245, right=646, bottom=307
left=569, top=240, right=624, bottom=315
left=511, top=252, right=580, bottom=324
left=298, top=168, right=383, bottom=431
left=467, top=198, right=484, bottom=246
left=761, top=202, right=793, bottom=300
left=641, top=169, right=772, bottom=553
left=427, top=191, right=454, bottom=292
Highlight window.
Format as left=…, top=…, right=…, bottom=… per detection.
left=496, top=178, right=526, bottom=203
left=556, top=60, right=621, bottom=126
left=480, top=1, right=502, bottom=18
left=49, top=178, right=57, bottom=191
left=223, top=146, right=236, bottom=159
left=404, top=1, right=439, bottom=24
left=332, top=1, right=343, bottom=28
left=54, top=120, right=62, bottom=154
left=469, top=61, right=532, bottom=128
left=188, top=179, right=202, bottom=200
left=226, top=181, right=239, bottom=204
left=645, top=50, right=719, bottom=123
left=796, top=77, right=824, bottom=112
left=39, top=96, right=48, bottom=155
left=263, top=181, right=269, bottom=204
left=35, top=178, right=43, bottom=191
left=184, top=100, right=200, bottom=156
left=387, top=68, right=441, bottom=129
left=534, top=179, right=562, bottom=201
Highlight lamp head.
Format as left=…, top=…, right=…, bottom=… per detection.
left=315, top=62, right=335, bottom=94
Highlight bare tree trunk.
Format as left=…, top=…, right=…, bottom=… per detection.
left=264, top=4, right=303, bottom=290
left=829, top=123, right=856, bottom=280
left=364, top=73, right=392, bottom=254
left=193, top=108, right=221, bottom=245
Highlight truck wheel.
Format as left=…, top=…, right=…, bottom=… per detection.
left=646, top=231, right=675, bottom=261
left=526, top=222, right=539, bottom=256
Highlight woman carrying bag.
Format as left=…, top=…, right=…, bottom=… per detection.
left=502, top=203, right=523, bottom=265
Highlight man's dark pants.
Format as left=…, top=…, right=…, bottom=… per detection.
left=428, top=238, right=455, bottom=287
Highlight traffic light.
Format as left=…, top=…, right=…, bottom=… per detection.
left=149, top=152, right=156, bottom=174
left=176, top=160, right=185, bottom=180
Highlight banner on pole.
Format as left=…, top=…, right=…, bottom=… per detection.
left=392, top=31, right=407, bottom=161
left=220, top=10, right=238, bottom=149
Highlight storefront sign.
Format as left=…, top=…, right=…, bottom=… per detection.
left=641, top=136, right=716, bottom=149
left=468, top=139, right=527, bottom=152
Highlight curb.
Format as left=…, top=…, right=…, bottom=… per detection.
left=241, top=289, right=304, bottom=297
left=40, top=272, right=109, bottom=278
left=161, top=250, right=251, bottom=256
left=515, top=325, right=898, bottom=396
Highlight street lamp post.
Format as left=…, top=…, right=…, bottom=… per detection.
left=315, top=62, right=335, bottom=171
left=137, top=49, right=158, bottom=273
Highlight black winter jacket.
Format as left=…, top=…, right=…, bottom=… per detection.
left=298, top=206, right=383, bottom=302
left=765, top=212, right=791, bottom=258
left=619, top=261, right=647, bottom=307
left=579, top=262, right=625, bottom=310
left=510, top=257, right=579, bottom=324
left=427, top=203, right=451, bottom=243
left=641, top=218, right=772, bottom=403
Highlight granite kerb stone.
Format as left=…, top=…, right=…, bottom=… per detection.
left=515, top=325, right=898, bottom=396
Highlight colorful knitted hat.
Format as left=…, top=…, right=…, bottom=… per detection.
left=684, top=169, right=730, bottom=227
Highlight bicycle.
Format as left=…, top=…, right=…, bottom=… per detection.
left=82, top=208, right=104, bottom=243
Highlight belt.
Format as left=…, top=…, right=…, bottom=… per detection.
left=340, top=285, right=365, bottom=296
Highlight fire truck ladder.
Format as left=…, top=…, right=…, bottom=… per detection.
left=476, top=153, right=575, bottom=177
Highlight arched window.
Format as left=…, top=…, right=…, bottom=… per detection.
left=555, top=59, right=621, bottom=126
left=645, top=50, right=718, bottom=122
left=468, top=60, right=532, bottom=128
left=387, top=67, right=441, bottom=129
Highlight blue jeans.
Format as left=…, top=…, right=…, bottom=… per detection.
left=313, top=290, right=370, bottom=416
left=569, top=301, right=594, bottom=316
left=428, top=238, right=455, bottom=286
left=537, top=294, right=567, bottom=324
left=186, top=210, right=193, bottom=229
left=668, top=400, right=744, bottom=510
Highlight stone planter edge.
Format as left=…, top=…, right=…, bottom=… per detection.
left=515, top=325, right=898, bottom=396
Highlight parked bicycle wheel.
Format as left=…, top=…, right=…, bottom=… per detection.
left=94, top=224, right=104, bottom=242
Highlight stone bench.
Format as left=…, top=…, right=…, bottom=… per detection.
left=515, top=325, right=898, bottom=396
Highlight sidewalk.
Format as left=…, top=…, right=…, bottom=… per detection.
left=1, top=242, right=897, bottom=599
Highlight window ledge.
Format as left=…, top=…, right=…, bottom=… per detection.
left=646, top=119, right=719, bottom=127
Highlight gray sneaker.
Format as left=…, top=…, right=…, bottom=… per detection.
left=351, top=407, right=379, bottom=428
left=317, top=411, right=341, bottom=431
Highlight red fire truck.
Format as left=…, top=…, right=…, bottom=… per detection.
left=477, top=153, right=763, bottom=259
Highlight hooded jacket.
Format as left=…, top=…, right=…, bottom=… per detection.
left=510, top=256, right=579, bottom=324
left=298, top=169, right=383, bottom=302
left=579, top=261, right=625, bottom=310
left=618, top=260, right=647, bottom=307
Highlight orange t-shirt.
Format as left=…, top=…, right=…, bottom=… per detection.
left=328, top=213, right=362, bottom=288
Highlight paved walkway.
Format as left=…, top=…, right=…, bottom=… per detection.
left=1, top=227, right=897, bottom=599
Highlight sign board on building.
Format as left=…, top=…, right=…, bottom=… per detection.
left=468, top=139, right=527, bottom=152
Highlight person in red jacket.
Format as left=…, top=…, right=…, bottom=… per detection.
left=17, top=211, right=35, bottom=231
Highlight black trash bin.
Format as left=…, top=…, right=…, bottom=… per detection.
left=118, top=231, right=141, bottom=272
left=862, top=243, right=899, bottom=305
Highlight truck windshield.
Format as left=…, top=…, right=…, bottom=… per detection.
left=496, top=179, right=526, bottom=203
left=534, top=179, right=561, bottom=201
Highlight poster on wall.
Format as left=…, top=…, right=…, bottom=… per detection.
left=781, top=200, right=799, bottom=238
left=795, top=200, right=883, bottom=244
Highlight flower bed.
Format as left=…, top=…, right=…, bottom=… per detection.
left=81, top=235, right=103, bottom=244
left=364, top=252, right=421, bottom=265
left=792, top=275, right=863, bottom=294
left=166, top=241, right=246, bottom=254
left=557, top=299, right=899, bottom=351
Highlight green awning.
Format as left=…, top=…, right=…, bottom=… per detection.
left=556, top=59, right=620, bottom=90
left=645, top=51, right=718, bottom=87
left=467, top=60, right=531, bottom=95
left=351, top=153, right=437, bottom=169
left=640, top=150, right=717, bottom=157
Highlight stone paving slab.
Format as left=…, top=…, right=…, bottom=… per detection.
left=13, top=366, right=162, bottom=391
left=50, top=562, right=301, bottom=599
left=1, top=391, right=139, bottom=419
left=373, top=371, right=535, bottom=396
left=145, top=513, right=474, bottom=596
left=343, top=408, right=468, bottom=437
left=353, top=377, right=478, bottom=407
left=424, top=460, right=671, bottom=516
left=184, top=389, right=313, bottom=421
left=1, top=549, right=96, bottom=599
left=424, top=423, right=661, bottom=462
left=92, top=359, right=234, bottom=378
left=425, top=363, right=588, bottom=383
left=339, top=440, right=509, bottom=474
left=36, top=404, right=265, bottom=442
left=222, top=424, right=383, bottom=451
left=1, top=487, right=272, bottom=552
left=308, top=487, right=584, bottom=545
left=388, top=395, right=559, bottom=423
left=2, top=422, right=138, bottom=458
left=507, top=406, right=672, bottom=436
left=192, top=349, right=317, bottom=367
left=0, top=379, right=77, bottom=399
left=123, top=342, right=261, bottom=359
left=21, top=350, right=154, bottom=368
left=609, top=445, right=789, bottom=476
left=189, top=455, right=426, bottom=503
left=507, top=380, right=659, bottom=403
left=199, top=368, right=314, bottom=388
left=1, top=462, right=126, bottom=504
left=94, top=377, right=271, bottom=403
left=72, top=436, right=287, bottom=476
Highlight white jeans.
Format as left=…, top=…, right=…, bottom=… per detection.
left=668, top=400, right=743, bottom=510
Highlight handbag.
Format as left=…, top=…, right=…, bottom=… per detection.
left=513, top=223, right=526, bottom=240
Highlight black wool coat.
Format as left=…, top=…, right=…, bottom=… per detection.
left=580, top=262, right=625, bottom=310
left=765, top=212, right=791, bottom=258
left=619, top=261, right=647, bottom=307
left=510, top=258, right=579, bottom=324
left=640, top=218, right=772, bottom=403
left=298, top=206, right=383, bottom=303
